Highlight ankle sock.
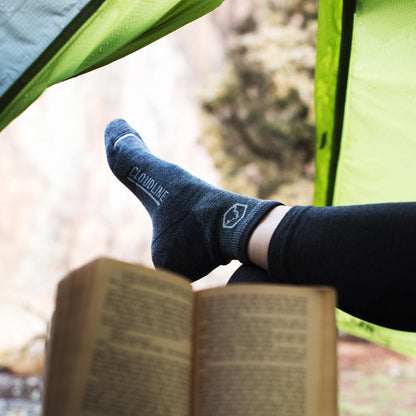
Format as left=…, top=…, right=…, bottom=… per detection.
left=105, top=119, right=281, bottom=280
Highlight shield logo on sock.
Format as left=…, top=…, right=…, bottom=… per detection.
left=223, top=203, right=248, bottom=229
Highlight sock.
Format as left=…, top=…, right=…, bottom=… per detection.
left=105, top=119, right=281, bottom=280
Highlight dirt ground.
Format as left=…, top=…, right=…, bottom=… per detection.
left=0, top=336, right=415, bottom=415
left=338, top=336, right=416, bottom=416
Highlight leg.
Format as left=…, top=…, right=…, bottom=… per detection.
left=265, top=204, right=416, bottom=331
left=104, top=119, right=416, bottom=330
left=228, top=264, right=273, bottom=284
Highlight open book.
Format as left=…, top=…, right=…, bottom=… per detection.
left=42, top=257, right=338, bottom=416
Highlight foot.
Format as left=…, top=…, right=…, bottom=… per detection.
left=105, top=119, right=281, bottom=280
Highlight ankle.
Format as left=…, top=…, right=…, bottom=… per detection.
left=247, top=205, right=292, bottom=270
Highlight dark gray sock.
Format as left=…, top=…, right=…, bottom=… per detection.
left=105, top=119, right=281, bottom=280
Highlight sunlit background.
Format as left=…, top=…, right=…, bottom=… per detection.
left=1, top=0, right=415, bottom=414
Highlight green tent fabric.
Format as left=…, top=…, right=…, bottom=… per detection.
left=0, top=0, right=224, bottom=132
left=315, top=0, right=416, bottom=356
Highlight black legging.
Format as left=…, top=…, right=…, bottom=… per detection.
left=229, top=202, right=416, bottom=332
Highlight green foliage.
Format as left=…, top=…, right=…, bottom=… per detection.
left=200, top=0, right=318, bottom=199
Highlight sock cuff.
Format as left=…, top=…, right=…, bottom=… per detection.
left=219, top=200, right=281, bottom=263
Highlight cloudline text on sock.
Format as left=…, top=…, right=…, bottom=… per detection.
left=127, top=167, right=169, bottom=206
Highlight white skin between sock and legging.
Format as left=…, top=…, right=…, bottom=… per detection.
left=105, top=119, right=416, bottom=332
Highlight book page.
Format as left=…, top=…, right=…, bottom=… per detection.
left=193, top=284, right=337, bottom=416
left=46, top=258, right=194, bottom=416
left=43, top=261, right=97, bottom=415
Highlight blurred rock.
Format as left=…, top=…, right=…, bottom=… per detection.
left=0, top=373, right=42, bottom=415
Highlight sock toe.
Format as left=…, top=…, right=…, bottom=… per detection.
left=105, top=119, right=150, bottom=175
left=105, top=118, right=147, bottom=151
